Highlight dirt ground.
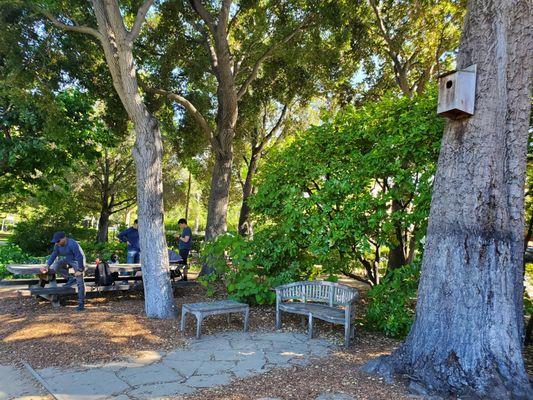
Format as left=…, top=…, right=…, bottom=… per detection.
left=0, top=281, right=531, bottom=400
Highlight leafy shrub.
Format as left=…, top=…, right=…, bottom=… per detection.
left=252, top=89, right=442, bottom=283
left=200, top=231, right=320, bottom=305
left=364, top=263, right=420, bottom=338
left=77, top=240, right=127, bottom=263
left=0, top=245, right=43, bottom=279
left=11, top=214, right=96, bottom=256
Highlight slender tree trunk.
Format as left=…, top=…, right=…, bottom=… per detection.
left=238, top=152, right=259, bottom=237
left=185, top=170, right=191, bottom=221
left=364, top=1, right=533, bottom=398
left=96, top=210, right=110, bottom=243
left=387, top=199, right=407, bottom=269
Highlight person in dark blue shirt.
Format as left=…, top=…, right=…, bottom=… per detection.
left=174, top=218, right=192, bottom=281
left=117, top=219, right=140, bottom=264
left=44, top=231, right=86, bottom=311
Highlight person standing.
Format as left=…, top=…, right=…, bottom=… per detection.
left=43, top=231, right=86, bottom=311
left=118, top=219, right=140, bottom=264
left=175, top=218, right=192, bottom=281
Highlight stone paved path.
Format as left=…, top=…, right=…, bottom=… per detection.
left=0, top=364, right=49, bottom=400
left=17, top=331, right=335, bottom=400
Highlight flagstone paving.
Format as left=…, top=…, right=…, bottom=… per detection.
left=8, top=331, right=336, bottom=400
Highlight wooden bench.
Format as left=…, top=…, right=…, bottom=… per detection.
left=275, top=281, right=358, bottom=347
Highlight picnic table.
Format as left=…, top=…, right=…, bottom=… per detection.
left=7, top=263, right=142, bottom=275
left=6, top=263, right=195, bottom=308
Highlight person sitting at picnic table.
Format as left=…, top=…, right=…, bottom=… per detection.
left=117, top=219, right=140, bottom=264
left=41, top=231, right=86, bottom=311
left=174, top=218, right=192, bottom=281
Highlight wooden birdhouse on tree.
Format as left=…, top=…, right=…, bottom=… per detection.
left=437, top=64, right=477, bottom=119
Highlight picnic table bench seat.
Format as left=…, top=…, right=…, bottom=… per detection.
left=275, top=281, right=358, bottom=347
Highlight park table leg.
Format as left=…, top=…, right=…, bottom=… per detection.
left=180, top=308, right=187, bottom=332
left=243, top=307, right=249, bottom=332
left=195, top=313, right=203, bottom=339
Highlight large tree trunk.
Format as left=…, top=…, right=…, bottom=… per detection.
left=363, top=1, right=533, bottom=398
left=91, top=0, right=175, bottom=319
left=205, top=149, right=233, bottom=240
left=132, top=115, right=175, bottom=318
left=238, top=152, right=259, bottom=237
left=96, top=210, right=110, bottom=243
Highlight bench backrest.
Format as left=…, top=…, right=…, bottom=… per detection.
left=276, top=281, right=358, bottom=306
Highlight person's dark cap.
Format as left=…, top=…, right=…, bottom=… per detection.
left=51, top=231, right=66, bottom=243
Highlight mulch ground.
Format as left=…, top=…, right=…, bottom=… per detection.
left=0, top=281, right=531, bottom=400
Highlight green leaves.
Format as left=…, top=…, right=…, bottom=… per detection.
left=364, top=263, right=420, bottom=338
left=252, top=88, right=443, bottom=281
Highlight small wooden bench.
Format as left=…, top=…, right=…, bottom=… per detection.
left=275, top=281, right=358, bottom=347
left=180, top=300, right=249, bottom=339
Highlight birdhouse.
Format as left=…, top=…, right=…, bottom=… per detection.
left=437, top=64, right=477, bottom=119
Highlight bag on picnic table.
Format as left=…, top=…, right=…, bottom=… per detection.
left=95, top=260, right=114, bottom=286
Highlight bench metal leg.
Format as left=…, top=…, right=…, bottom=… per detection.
left=308, top=314, right=314, bottom=339
left=51, top=295, right=60, bottom=308
left=195, top=314, right=203, bottom=339
left=275, top=308, right=281, bottom=330
left=180, top=309, right=187, bottom=332
left=344, top=321, right=351, bottom=348
left=351, top=324, right=356, bottom=339
left=243, top=308, right=249, bottom=332
left=301, top=315, right=306, bottom=328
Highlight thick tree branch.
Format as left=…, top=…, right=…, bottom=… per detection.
left=188, top=0, right=216, bottom=36
left=128, top=0, right=155, bottom=42
left=341, top=269, right=372, bottom=286
left=228, top=4, right=241, bottom=33
left=256, top=104, right=289, bottom=155
left=112, top=200, right=138, bottom=214
left=192, top=21, right=219, bottom=75
left=41, top=10, right=103, bottom=41
left=141, top=82, right=215, bottom=144
left=113, top=196, right=137, bottom=209
left=219, top=0, right=232, bottom=30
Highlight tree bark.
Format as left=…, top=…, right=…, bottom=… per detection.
left=387, top=199, right=407, bottom=269
left=363, top=1, right=533, bottom=398
left=96, top=210, right=110, bottom=243
left=90, top=0, right=174, bottom=318
left=205, top=149, right=234, bottom=240
left=238, top=151, right=259, bottom=237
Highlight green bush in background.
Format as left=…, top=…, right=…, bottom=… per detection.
left=77, top=240, right=127, bottom=263
left=11, top=214, right=96, bottom=256
left=364, top=263, right=420, bottom=338
left=0, top=245, right=43, bottom=279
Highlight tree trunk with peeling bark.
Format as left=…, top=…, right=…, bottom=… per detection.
left=41, top=0, right=175, bottom=318
left=363, top=1, right=533, bottom=398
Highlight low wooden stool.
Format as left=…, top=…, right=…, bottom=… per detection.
left=180, top=300, right=249, bottom=339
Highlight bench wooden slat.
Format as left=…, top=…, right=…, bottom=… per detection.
left=275, top=281, right=358, bottom=347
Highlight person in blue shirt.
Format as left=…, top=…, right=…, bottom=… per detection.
left=174, top=218, right=192, bottom=281
left=44, top=231, right=86, bottom=311
left=117, top=219, right=140, bottom=264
